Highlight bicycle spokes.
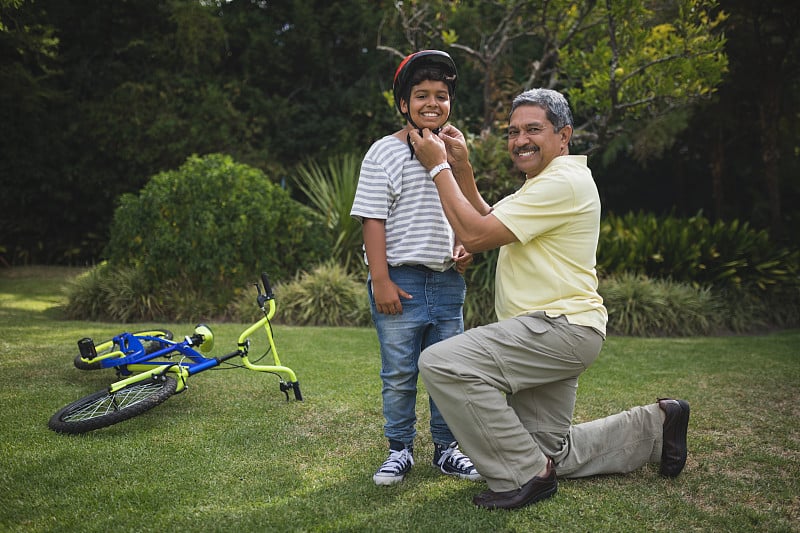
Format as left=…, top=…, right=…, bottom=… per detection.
left=50, top=271, right=301, bottom=434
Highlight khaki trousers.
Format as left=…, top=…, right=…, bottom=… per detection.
left=419, top=312, right=664, bottom=492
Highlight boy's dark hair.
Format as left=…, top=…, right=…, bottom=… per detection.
left=399, top=66, right=456, bottom=108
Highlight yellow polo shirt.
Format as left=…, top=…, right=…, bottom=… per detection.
left=491, top=155, right=607, bottom=334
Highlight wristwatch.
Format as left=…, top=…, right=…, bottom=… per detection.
left=429, top=162, right=451, bottom=181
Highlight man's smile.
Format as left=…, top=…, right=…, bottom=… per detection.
left=514, top=146, right=540, bottom=157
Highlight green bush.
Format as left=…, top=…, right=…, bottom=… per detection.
left=714, top=285, right=800, bottom=333
left=598, top=211, right=799, bottom=293
left=63, top=262, right=117, bottom=321
left=65, top=260, right=236, bottom=322
left=596, top=211, right=800, bottom=333
left=290, top=153, right=364, bottom=274
left=64, top=262, right=169, bottom=322
left=100, top=153, right=331, bottom=316
left=272, top=261, right=371, bottom=327
left=600, top=272, right=723, bottom=336
left=464, top=248, right=498, bottom=329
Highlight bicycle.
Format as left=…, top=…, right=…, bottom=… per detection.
left=49, top=273, right=302, bottom=434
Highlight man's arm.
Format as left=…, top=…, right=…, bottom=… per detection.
left=437, top=125, right=493, bottom=216
left=410, top=128, right=517, bottom=254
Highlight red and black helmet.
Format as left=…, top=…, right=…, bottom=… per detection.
left=392, top=49, right=458, bottom=115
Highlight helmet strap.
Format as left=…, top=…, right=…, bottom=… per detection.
left=403, top=111, right=447, bottom=160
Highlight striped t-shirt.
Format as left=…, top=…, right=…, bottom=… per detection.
left=350, top=135, right=455, bottom=271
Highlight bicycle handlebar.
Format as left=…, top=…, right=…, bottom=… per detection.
left=261, top=272, right=274, bottom=299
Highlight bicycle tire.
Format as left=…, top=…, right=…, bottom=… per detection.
left=48, top=375, right=178, bottom=434
left=73, top=329, right=174, bottom=370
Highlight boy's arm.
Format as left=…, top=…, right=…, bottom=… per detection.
left=363, top=218, right=411, bottom=314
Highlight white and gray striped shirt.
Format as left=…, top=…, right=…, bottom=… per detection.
left=350, top=135, right=455, bottom=271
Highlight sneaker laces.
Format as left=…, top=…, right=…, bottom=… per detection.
left=379, top=448, right=414, bottom=474
left=437, top=442, right=474, bottom=471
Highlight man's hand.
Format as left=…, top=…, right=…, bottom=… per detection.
left=409, top=128, right=448, bottom=171
left=438, top=124, right=469, bottom=166
left=410, top=127, right=472, bottom=178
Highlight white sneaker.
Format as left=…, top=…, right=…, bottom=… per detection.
left=373, top=448, right=414, bottom=486
left=434, top=442, right=483, bottom=481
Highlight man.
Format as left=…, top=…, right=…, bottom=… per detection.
left=409, top=88, right=690, bottom=510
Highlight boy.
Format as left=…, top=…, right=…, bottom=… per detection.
left=350, top=50, right=481, bottom=486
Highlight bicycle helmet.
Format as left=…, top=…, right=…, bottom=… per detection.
left=392, top=50, right=458, bottom=156
left=393, top=49, right=457, bottom=113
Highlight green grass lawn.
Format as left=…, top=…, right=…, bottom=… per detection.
left=1, top=267, right=798, bottom=532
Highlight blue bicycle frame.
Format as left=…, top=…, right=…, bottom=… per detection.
left=76, top=275, right=301, bottom=400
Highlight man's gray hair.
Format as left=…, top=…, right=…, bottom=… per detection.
left=510, top=89, right=573, bottom=132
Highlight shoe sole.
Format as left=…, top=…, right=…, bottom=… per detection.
left=373, top=474, right=406, bottom=486
left=473, top=482, right=557, bottom=510
left=660, top=399, right=690, bottom=477
left=435, top=466, right=483, bottom=481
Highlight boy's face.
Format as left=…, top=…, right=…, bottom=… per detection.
left=400, top=79, right=451, bottom=130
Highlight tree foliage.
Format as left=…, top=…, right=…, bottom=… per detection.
left=561, top=0, right=728, bottom=160
left=0, top=0, right=797, bottom=266
left=378, top=0, right=728, bottom=157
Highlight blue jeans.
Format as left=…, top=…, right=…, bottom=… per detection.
left=368, top=265, right=466, bottom=447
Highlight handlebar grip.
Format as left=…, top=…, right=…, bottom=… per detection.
left=261, top=272, right=274, bottom=299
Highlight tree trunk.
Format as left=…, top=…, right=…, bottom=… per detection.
left=758, top=74, right=782, bottom=237
left=710, top=132, right=725, bottom=220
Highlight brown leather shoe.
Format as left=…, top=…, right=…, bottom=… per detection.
left=658, top=398, right=690, bottom=477
left=472, top=457, right=557, bottom=510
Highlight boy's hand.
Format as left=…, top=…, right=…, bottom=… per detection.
left=372, top=278, right=412, bottom=315
left=453, top=244, right=473, bottom=274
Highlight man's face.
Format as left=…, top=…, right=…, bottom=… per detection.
left=400, top=79, right=451, bottom=130
left=507, top=105, right=571, bottom=177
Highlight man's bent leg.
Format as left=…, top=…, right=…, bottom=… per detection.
left=420, top=325, right=541, bottom=491
left=420, top=315, right=592, bottom=492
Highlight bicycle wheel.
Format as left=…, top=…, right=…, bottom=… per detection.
left=73, top=329, right=174, bottom=370
left=48, top=375, right=178, bottom=434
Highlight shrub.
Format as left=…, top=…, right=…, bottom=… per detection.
left=600, top=272, right=724, bottom=336
left=715, top=285, right=800, bottom=333
left=273, top=261, right=371, bottom=327
left=290, top=153, right=364, bottom=274
left=63, top=262, right=114, bottom=321
left=98, top=153, right=331, bottom=318
left=598, top=211, right=799, bottom=293
left=64, top=262, right=164, bottom=322
left=464, top=248, right=498, bottom=329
